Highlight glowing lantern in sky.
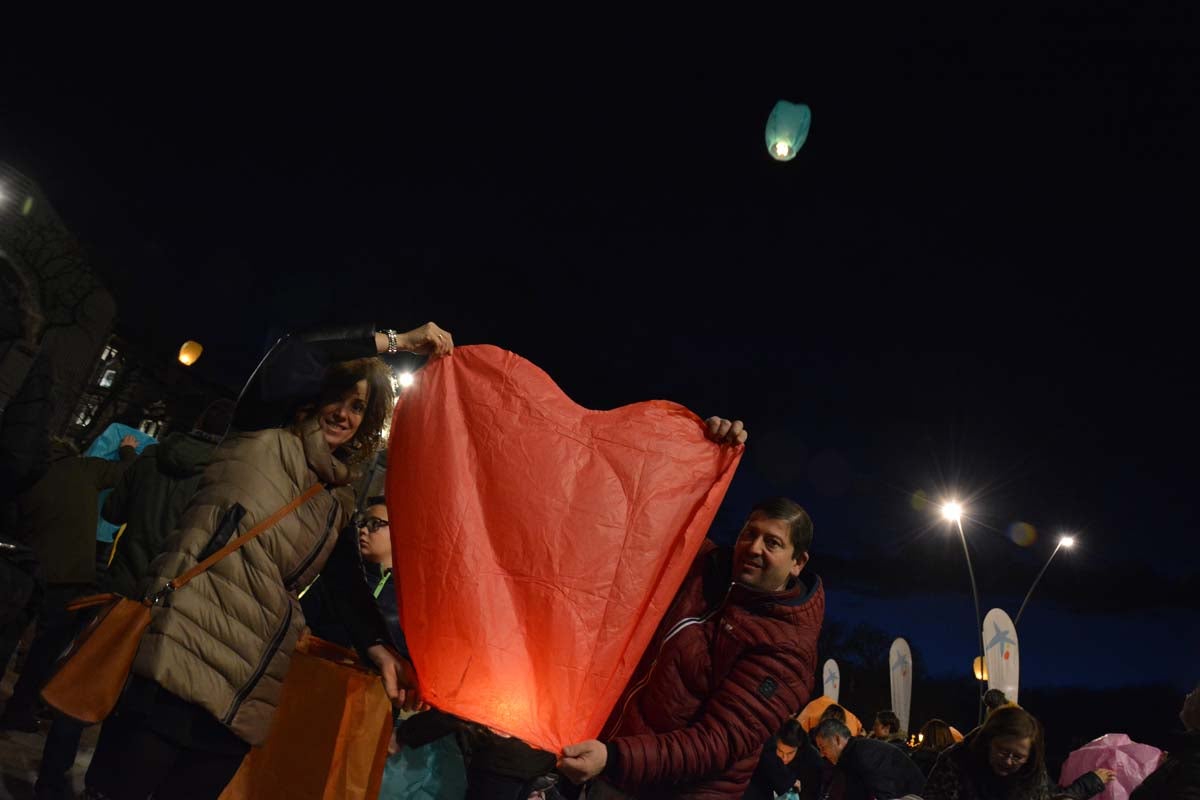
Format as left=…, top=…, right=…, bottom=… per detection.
left=178, top=340, right=203, bottom=366
left=973, top=655, right=989, bottom=681
left=765, top=100, right=812, bottom=162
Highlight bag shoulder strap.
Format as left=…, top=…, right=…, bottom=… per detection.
left=169, top=482, right=325, bottom=592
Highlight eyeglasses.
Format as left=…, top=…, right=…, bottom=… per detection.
left=991, top=747, right=1029, bottom=765
left=358, top=516, right=389, bottom=533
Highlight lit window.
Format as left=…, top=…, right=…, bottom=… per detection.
left=99, top=368, right=118, bottom=388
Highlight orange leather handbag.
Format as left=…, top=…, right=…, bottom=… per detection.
left=41, top=483, right=324, bottom=724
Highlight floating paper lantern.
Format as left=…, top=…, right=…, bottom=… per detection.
left=178, top=340, right=203, bottom=366
left=765, top=100, right=812, bottom=162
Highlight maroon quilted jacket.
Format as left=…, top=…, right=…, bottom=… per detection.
left=599, top=540, right=825, bottom=799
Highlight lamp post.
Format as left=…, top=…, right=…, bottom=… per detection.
left=1014, top=536, right=1075, bottom=626
left=942, top=501, right=987, bottom=723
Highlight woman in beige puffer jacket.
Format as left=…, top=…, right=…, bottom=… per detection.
left=83, top=322, right=453, bottom=800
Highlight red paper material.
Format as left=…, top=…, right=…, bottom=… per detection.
left=387, top=345, right=741, bottom=753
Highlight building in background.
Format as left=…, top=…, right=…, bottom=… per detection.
left=67, top=331, right=234, bottom=446
left=0, top=162, right=117, bottom=440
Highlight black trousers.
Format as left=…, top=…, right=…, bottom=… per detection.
left=85, top=709, right=247, bottom=800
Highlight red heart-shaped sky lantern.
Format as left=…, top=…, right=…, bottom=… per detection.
left=387, top=346, right=741, bottom=752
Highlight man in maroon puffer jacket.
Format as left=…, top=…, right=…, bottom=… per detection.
left=558, top=482, right=825, bottom=799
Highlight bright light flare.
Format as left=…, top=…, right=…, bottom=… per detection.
left=1059, top=535, right=1075, bottom=549
left=772, top=141, right=790, bottom=159
left=398, top=371, right=414, bottom=388
left=941, top=502, right=963, bottom=522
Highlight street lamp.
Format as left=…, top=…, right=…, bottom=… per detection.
left=1014, top=535, right=1076, bottom=626
left=942, top=500, right=986, bottom=723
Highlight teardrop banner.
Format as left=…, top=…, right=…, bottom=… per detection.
left=983, top=608, right=1020, bottom=705
left=822, top=658, right=840, bottom=703
left=889, top=638, right=913, bottom=734
left=387, top=345, right=742, bottom=753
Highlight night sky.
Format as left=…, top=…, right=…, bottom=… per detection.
left=4, top=15, right=1196, bottom=693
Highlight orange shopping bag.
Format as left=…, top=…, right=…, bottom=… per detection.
left=220, top=634, right=392, bottom=800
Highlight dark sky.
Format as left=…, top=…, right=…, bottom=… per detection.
left=4, top=14, right=1197, bottom=691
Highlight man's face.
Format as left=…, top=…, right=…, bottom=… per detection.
left=816, top=734, right=848, bottom=764
left=732, top=511, right=809, bottom=592
left=776, top=741, right=799, bottom=765
left=872, top=719, right=889, bottom=738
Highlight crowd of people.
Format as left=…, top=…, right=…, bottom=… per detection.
left=0, top=318, right=1196, bottom=800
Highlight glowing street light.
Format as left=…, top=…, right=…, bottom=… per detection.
left=1014, top=534, right=1077, bottom=625
left=940, top=499, right=986, bottom=723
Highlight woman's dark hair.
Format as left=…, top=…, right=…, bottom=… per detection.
left=969, top=705, right=1046, bottom=790
left=778, top=718, right=804, bottom=748
left=750, top=497, right=814, bottom=556
left=819, top=703, right=847, bottom=724
left=311, top=356, right=395, bottom=465
left=918, top=718, right=955, bottom=752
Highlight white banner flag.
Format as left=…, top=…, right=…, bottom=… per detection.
left=983, top=607, right=1020, bottom=705
left=889, top=638, right=913, bottom=734
left=822, top=659, right=840, bottom=703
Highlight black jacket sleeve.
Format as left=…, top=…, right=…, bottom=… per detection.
left=233, top=323, right=378, bottom=432
left=1059, top=770, right=1105, bottom=800
left=319, top=523, right=392, bottom=659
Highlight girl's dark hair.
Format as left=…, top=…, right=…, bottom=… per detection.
left=918, top=718, right=955, bottom=752
left=778, top=718, right=804, bottom=748
left=314, top=357, right=395, bottom=466
left=970, top=705, right=1046, bottom=790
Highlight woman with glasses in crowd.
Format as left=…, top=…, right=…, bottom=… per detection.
left=924, top=706, right=1112, bottom=800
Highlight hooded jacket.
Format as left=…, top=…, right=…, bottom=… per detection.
left=16, top=441, right=135, bottom=584
left=103, top=431, right=218, bottom=597
left=599, top=541, right=825, bottom=799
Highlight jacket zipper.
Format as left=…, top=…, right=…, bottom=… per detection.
left=602, top=582, right=735, bottom=739
left=223, top=600, right=293, bottom=724
left=282, top=501, right=337, bottom=587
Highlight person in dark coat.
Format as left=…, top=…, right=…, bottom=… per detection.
left=1131, top=682, right=1200, bottom=800
left=0, top=250, right=52, bottom=669
left=301, top=495, right=408, bottom=658
left=911, top=719, right=957, bottom=778
left=923, top=706, right=1109, bottom=800
left=813, top=718, right=926, bottom=800
left=31, top=400, right=235, bottom=797
left=102, top=399, right=235, bottom=597
left=745, top=718, right=824, bottom=800
left=557, top=486, right=826, bottom=800
left=872, top=710, right=909, bottom=750
left=0, top=435, right=138, bottom=731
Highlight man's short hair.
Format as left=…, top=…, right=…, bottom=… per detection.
left=751, top=497, right=814, bottom=557
left=876, top=710, right=901, bottom=734
left=983, top=689, right=1008, bottom=711
left=813, top=719, right=852, bottom=741
left=819, top=704, right=847, bottom=724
